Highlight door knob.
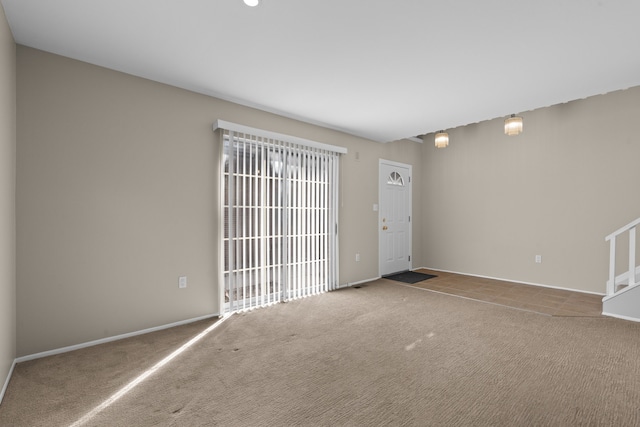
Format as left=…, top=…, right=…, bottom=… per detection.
left=382, top=225, right=388, bottom=230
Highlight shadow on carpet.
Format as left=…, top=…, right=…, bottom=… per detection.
left=383, top=271, right=437, bottom=284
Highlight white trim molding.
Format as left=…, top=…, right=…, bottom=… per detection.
left=601, top=312, right=640, bottom=323
left=16, top=313, right=220, bottom=363
left=0, top=359, right=16, bottom=405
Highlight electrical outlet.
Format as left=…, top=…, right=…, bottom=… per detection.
left=355, top=253, right=361, bottom=262
left=535, top=255, right=542, bottom=263
left=179, top=276, right=187, bottom=288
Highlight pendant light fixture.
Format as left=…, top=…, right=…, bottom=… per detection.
left=504, top=114, right=523, bottom=136
left=243, top=0, right=260, bottom=6
left=434, top=131, right=449, bottom=148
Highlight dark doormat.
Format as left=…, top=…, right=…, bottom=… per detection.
left=383, top=271, right=437, bottom=284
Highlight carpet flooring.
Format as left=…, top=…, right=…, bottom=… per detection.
left=1, top=278, right=637, bottom=426
left=404, top=269, right=603, bottom=317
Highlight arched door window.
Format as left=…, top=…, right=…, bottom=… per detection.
left=387, top=171, right=404, bottom=186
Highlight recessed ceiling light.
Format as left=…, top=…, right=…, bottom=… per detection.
left=244, top=0, right=260, bottom=6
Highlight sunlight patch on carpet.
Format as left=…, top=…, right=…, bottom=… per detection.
left=405, top=339, right=422, bottom=351
left=69, top=315, right=231, bottom=427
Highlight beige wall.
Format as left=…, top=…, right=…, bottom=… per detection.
left=420, top=86, right=640, bottom=294
left=0, top=3, right=16, bottom=393
left=20, top=39, right=638, bottom=357
left=16, top=46, right=423, bottom=356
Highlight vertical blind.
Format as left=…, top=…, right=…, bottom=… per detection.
left=216, top=121, right=345, bottom=313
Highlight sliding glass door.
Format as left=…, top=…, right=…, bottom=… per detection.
left=220, top=126, right=341, bottom=313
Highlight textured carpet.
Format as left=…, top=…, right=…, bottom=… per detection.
left=2, top=280, right=640, bottom=426
left=383, top=270, right=437, bottom=284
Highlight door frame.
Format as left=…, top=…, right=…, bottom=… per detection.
left=378, top=159, right=412, bottom=277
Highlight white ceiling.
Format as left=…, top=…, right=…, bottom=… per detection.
left=2, top=0, right=639, bottom=142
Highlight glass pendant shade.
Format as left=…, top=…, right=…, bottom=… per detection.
left=504, top=114, right=523, bottom=136
left=244, top=0, right=260, bottom=6
left=434, top=131, right=449, bottom=148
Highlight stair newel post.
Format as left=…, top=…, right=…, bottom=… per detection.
left=629, top=226, right=637, bottom=288
left=608, top=236, right=616, bottom=295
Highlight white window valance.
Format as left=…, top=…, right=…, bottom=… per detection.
left=213, top=120, right=347, bottom=155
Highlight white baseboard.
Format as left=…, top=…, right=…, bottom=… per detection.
left=601, top=312, right=640, bottom=323
left=0, top=359, right=16, bottom=406
left=416, top=267, right=606, bottom=296
left=16, top=313, right=220, bottom=364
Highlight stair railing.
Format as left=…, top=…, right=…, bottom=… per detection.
left=605, top=217, right=640, bottom=296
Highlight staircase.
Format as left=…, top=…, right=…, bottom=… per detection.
left=602, top=217, right=640, bottom=321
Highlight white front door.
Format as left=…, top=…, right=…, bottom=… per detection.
left=379, top=160, right=412, bottom=276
